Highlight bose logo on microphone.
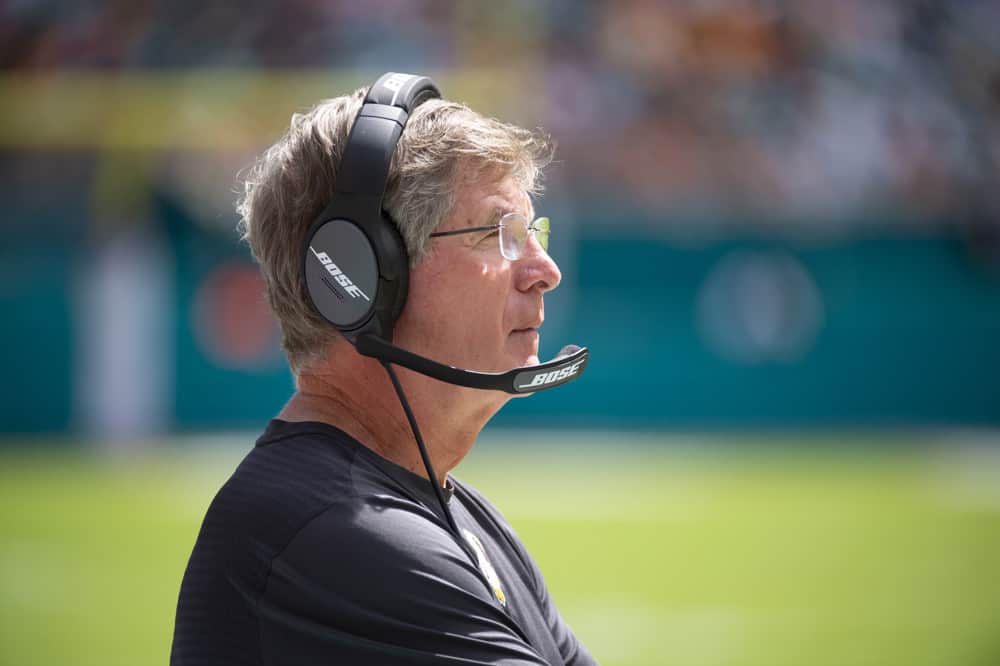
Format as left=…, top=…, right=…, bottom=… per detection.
left=516, top=359, right=586, bottom=391
left=310, top=247, right=370, bottom=301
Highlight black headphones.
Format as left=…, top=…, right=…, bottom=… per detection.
left=303, top=72, right=588, bottom=394
left=303, top=72, right=441, bottom=344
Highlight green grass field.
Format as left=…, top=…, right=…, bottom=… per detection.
left=2, top=431, right=999, bottom=666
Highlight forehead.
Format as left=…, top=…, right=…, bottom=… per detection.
left=453, top=174, right=533, bottom=226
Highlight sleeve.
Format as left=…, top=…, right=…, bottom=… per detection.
left=256, top=503, right=556, bottom=665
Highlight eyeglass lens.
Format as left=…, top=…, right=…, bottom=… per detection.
left=500, top=214, right=550, bottom=260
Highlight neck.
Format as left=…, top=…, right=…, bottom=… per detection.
left=278, top=341, right=508, bottom=487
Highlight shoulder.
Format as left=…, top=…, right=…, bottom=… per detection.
left=181, top=424, right=364, bottom=596
left=177, top=424, right=553, bottom=664
left=211, top=425, right=498, bottom=612
left=264, top=483, right=492, bottom=613
left=205, top=423, right=359, bottom=545
left=174, top=422, right=368, bottom=662
left=257, top=480, right=539, bottom=662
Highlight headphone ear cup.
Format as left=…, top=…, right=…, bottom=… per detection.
left=303, top=213, right=411, bottom=343
left=377, top=211, right=410, bottom=328
left=304, top=218, right=380, bottom=335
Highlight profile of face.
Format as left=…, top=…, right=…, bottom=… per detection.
left=394, top=174, right=562, bottom=379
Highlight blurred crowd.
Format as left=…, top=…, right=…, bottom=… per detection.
left=3, top=1, right=1000, bottom=437
left=2, top=0, right=999, bottom=235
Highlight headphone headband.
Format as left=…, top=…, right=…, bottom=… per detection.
left=335, top=74, right=441, bottom=202
left=365, top=72, right=441, bottom=111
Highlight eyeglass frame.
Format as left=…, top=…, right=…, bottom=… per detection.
left=428, top=211, right=550, bottom=261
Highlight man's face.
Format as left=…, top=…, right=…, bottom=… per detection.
left=394, top=174, right=562, bottom=378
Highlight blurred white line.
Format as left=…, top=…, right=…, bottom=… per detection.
left=569, top=602, right=745, bottom=664
left=930, top=444, right=1000, bottom=510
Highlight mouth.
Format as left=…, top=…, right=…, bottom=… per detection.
left=507, top=326, right=541, bottom=368
left=511, top=316, right=543, bottom=336
left=509, top=324, right=540, bottom=348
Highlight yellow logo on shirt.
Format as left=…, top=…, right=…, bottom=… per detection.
left=461, top=528, right=507, bottom=607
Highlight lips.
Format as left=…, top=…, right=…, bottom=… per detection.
left=511, top=316, right=543, bottom=334
left=510, top=325, right=541, bottom=339
left=510, top=303, right=543, bottom=336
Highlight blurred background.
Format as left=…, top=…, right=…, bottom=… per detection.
left=1, top=1, right=998, bottom=665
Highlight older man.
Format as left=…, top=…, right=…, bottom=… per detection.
left=171, top=73, right=594, bottom=665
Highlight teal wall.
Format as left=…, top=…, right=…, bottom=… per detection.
left=2, top=203, right=999, bottom=433
left=0, top=233, right=74, bottom=433
left=497, top=232, right=1000, bottom=427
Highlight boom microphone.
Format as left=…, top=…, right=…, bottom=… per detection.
left=356, top=334, right=589, bottom=394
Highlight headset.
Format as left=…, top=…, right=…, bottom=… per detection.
left=301, top=72, right=589, bottom=539
left=302, top=72, right=589, bottom=394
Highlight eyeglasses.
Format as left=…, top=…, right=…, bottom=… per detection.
left=429, top=212, right=550, bottom=261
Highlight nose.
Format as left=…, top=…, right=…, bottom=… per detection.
left=515, top=235, right=561, bottom=293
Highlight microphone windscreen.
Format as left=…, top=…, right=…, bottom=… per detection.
left=556, top=345, right=581, bottom=359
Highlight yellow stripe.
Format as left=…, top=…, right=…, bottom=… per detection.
left=0, top=68, right=536, bottom=151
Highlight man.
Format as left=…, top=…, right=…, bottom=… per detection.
left=171, top=73, right=595, bottom=665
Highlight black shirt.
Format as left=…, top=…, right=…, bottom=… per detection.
left=171, top=419, right=596, bottom=665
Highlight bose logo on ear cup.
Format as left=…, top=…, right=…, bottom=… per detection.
left=310, top=246, right=371, bottom=301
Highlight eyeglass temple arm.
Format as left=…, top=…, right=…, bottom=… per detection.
left=429, top=216, right=548, bottom=238
left=428, top=225, right=498, bottom=238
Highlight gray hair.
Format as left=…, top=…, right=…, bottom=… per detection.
left=237, top=87, right=554, bottom=373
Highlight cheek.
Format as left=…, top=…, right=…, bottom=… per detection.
left=454, top=267, right=508, bottom=335
left=400, top=262, right=506, bottom=343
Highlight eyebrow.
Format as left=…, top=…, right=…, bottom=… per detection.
left=481, top=204, right=536, bottom=227
left=450, top=206, right=508, bottom=233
